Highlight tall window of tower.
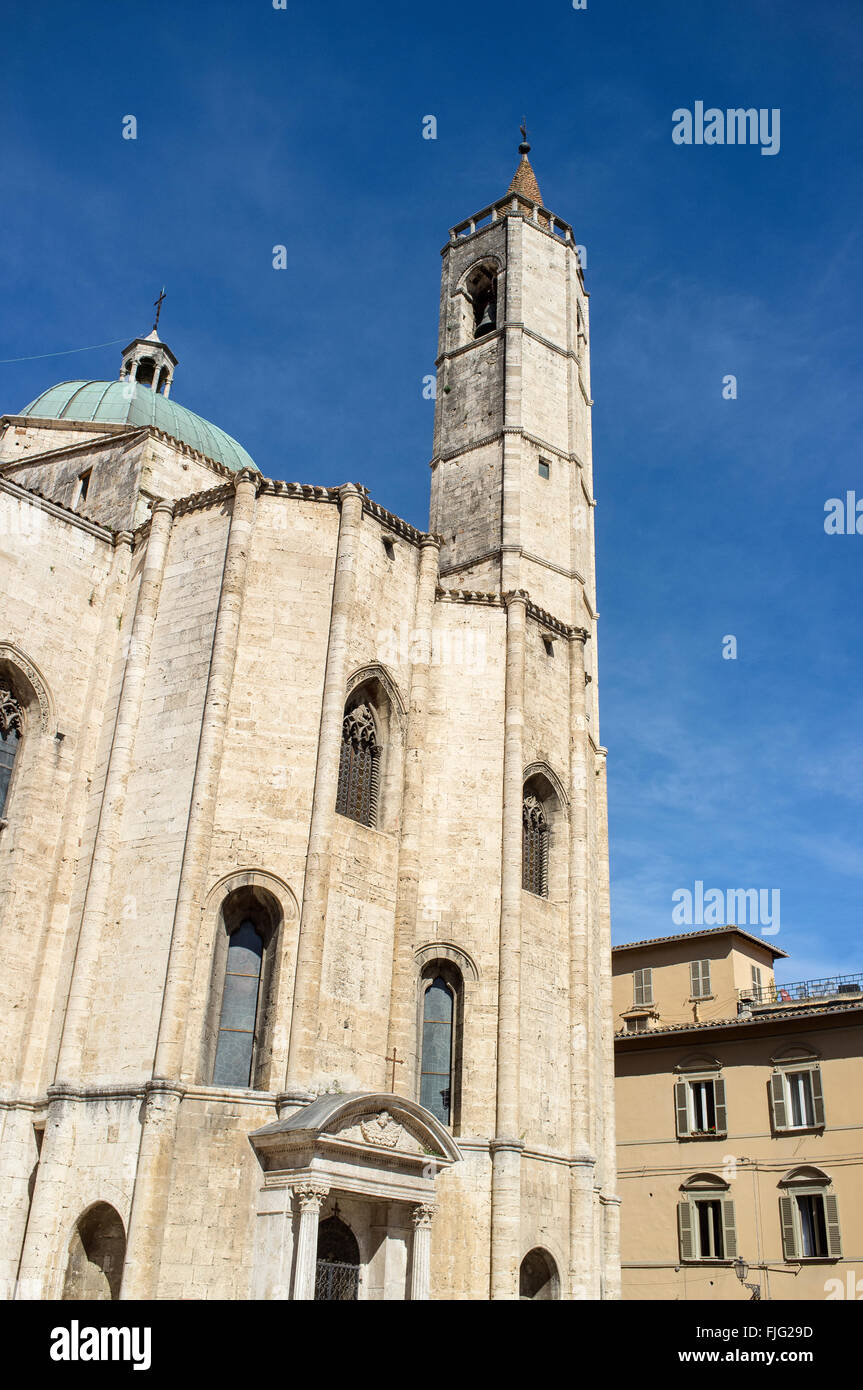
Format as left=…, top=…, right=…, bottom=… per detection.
left=522, top=793, right=549, bottom=897
left=336, top=702, right=380, bottom=828
left=419, top=961, right=464, bottom=1129
left=0, top=686, right=23, bottom=819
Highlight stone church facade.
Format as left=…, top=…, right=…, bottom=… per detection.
left=0, top=143, right=619, bottom=1300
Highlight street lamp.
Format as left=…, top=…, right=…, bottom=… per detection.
left=733, top=1257, right=762, bottom=1300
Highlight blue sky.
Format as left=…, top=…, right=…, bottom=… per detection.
left=2, top=0, right=861, bottom=983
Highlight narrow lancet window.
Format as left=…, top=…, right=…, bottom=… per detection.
left=522, top=792, right=549, bottom=897
left=212, top=919, right=264, bottom=1087
left=336, top=703, right=380, bottom=827
left=420, top=976, right=455, bottom=1126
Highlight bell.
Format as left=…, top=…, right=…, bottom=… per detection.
left=474, top=302, right=496, bottom=337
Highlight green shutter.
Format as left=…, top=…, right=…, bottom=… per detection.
left=769, top=1072, right=788, bottom=1131
left=779, top=1195, right=797, bottom=1260
left=678, top=1200, right=695, bottom=1260
left=674, top=1080, right=690, bottom=1137
left=690, top=961, right=699, bottom=996
left=810, top=1067, right=826, bottom=1126
left=825, top=1193, right=842, bottom=1258
left=713, top=1078, right=728, bottom=1135
left=722, top=1199, right=737, bottom=1258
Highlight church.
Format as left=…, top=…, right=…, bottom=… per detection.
left=0, top=139, right=619, bottom=1301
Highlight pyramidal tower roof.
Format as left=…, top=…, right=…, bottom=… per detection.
left=508, top=124, right=542, bottom=204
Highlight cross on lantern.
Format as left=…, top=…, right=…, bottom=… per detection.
left=153, top=286, right=166, bottom=333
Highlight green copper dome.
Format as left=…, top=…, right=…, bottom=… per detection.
left=19, top=379, right=257, bottom=474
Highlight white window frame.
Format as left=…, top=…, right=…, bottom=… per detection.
left=780, top=1183, right=842, bottom=1261
left=769, top=1062, right=825, bottom=1132
left=678, top=1183, right=736, bottom=1262
left=675, top=1073, right=727, bottom=1138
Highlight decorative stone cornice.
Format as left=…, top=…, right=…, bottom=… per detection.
left=436, top=321, right=587, bottom=370
left=430, top=427, right=587, bottom=470
left=0, top=475, right=115, bottom=543
left=362, top=495, right=428, bottom=546
left=435, top=586, right=503, bottom=607
left=260, top=479, right=339, bottom=502
left=171, top=485, right=232, bottom=518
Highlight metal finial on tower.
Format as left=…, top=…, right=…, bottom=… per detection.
left=152, top=286, right=166, bottom=334
left=519, top=119, right=530, bottom=155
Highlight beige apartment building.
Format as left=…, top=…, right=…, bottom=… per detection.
left=614, top=927, right=863, bottom=1300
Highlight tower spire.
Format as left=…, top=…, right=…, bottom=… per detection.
left=508, top=120, right=543, bottom=204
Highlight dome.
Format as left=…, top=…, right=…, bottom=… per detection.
left=18, top=379, right=258, bottom=474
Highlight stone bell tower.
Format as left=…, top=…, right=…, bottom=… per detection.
left=429, top=135, right=618, bottom=1299
left=430, top=132, right=595, bottom=629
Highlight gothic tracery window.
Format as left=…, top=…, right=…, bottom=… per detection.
left=336, top=703, right=380, bottom=828
left=522, top=792, right=549, bottom=897
left=0, top=687, right=23, bottom=819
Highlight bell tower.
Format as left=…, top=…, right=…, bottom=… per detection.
left=430, top=133, right=596, bottom=627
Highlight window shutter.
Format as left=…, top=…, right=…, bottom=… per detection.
left=769, top=1071, right=788, bottom=1131
left=674, top=1080, right=690, bottom=1137
left=721, top=1199, right=737, bottom=1259
left=689, top=961, right=699, bottom=996
left=678, top=1200, right=695, bottom=1260
left=713, top=1078, right=728, bottom=1135
left=810, top=1066, right=826, bottom=1126
left=779, top=1195, right=798, bottom=1260
left=825, top=1194, right=842, bottom=1258
left=701, top=960, right=711, bottom=994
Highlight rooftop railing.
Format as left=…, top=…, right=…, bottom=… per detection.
left=449, top=192, right=575, bottom=246
left=738, top=972, right=863, bottom=1008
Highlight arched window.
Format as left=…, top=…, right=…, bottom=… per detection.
left=315, top=1214, right=360, bottom=1301
left=206, top=887, right=282, bottom=1090
left=62, top=1203, right=126, bottom=1301
left=519, top=1247, right=560, bottom=1300
left=336, top=702, right=380, bottom=827
left=0, top=686, right=22, bottom=819
left=212, top=919, right=264, bottom=1088
left=419, top=962, right=463, bottom=1129
left=522, top=793, right=548, bottom=897
left=465, top=263, right=498, bottom=338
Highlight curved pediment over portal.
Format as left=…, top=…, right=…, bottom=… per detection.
left=250, top=1091, right=462, bottom=1170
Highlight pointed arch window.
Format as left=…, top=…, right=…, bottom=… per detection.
left=336, top=703, right=380, bottom=827
left=522, top=793, right=549, bottom=897
left=0, top=687, right=23, bottom=819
